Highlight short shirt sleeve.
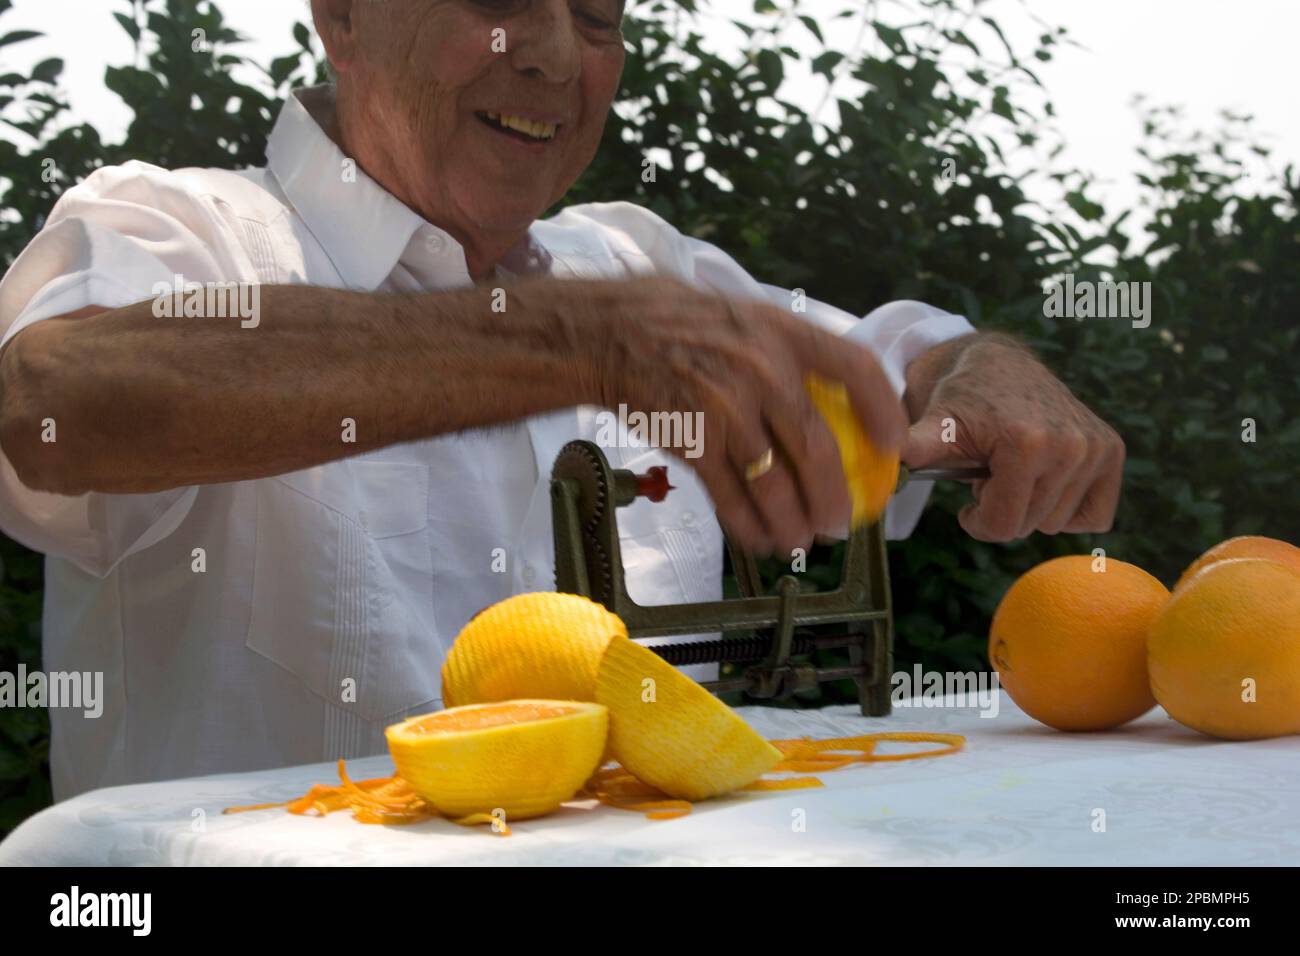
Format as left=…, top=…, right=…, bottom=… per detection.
left=0, top=161, right=252, bottom=577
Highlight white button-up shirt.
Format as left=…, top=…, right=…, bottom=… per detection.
left=0, top=88, right=974, bottom=799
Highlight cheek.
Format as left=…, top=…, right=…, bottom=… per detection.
left=381, top=16, right=500, bottom=121
left=590, top=45, right=625, bottom=100
left=579, top=49, right=624, bottom=137
left=425, top=28, right=501, bottom=88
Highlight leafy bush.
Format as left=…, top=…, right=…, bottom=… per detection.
left=1, top=0, right=1295, bottom=833
left=569, top=0, right=1299, bottom=685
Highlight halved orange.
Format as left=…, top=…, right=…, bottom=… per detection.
left=386, top=700, right=608, bottom=821
left=595, top=636, right=782, bottom=800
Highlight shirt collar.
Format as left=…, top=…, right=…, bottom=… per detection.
left=267, top=87, right=449, bottom=289
left=267, top=86, right=553, bottom=289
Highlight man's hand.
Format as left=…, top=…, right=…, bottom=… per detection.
left=557, top=276, right=908, bottom=557
left=902, top=333, right=1125, bottom=541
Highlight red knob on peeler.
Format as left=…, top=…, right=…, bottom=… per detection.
left=635, top=466, right=675, bottom=502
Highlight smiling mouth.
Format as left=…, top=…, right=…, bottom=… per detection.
left=475, top=111, right=560, bottom=143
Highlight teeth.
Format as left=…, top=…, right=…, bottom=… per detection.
left=483, top=111, right=558, bottom=141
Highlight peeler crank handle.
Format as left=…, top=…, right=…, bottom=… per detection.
left=897, top=464, right=991, bottom=487
left=630, top=463, right=991, bottom=495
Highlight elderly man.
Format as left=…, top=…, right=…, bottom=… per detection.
left=0, top=0, right=1122, bottom=799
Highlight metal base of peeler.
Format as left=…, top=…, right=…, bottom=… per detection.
left=550, top=440, right=894, bottom=717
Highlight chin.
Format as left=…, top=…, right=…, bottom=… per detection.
left=469, top=196, right=552, bottom=234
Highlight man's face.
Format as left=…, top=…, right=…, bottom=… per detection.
left=338, top=0, right=626, bottom=241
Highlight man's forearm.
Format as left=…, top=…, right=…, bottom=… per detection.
left=0, top=280, right=602, bottom=495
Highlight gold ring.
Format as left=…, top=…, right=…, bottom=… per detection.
left=744, top=447, right=775, bottom=482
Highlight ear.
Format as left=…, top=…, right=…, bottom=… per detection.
left=311, top=0, right=360, bottom=76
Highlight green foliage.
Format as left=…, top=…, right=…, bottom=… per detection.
left=1, top=0, right=326, bottom=267
left=563, top=0, right=1299, bottom=695
left=0, top=0, right=1296, bottom=831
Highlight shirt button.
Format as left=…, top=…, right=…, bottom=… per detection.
left=681, top=510, right=695, bottom=527
left=522, top=564, right=537, bottom=587
left=426, top=234, right=446, bottom=254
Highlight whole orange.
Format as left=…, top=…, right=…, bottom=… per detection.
left=989, top=555, right=1169, bottom=731
left=1149, top=557, right=1300, bottom=740
left=1173, top=535, right=1300, bottom=592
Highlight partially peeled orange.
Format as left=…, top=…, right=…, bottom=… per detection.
left=804, top=372, right=900, bottom=528
left=441, top=592, right=626, bottom=707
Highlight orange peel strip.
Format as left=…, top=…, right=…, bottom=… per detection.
left=592, top=793, right=693, bottom=820
left=337, top=761, right=422, bottom=812
left=580, top=767, right=694, bottom=820
left=769, top=732, right=963, bottom=771
left=222, top=801, right=292, bottom=815
left=646, top=809, right=692, bottom=821
left=225, top=760, right=446, bottom=828
left=224, top=733, right=965, bottom=831
left=223, top=763, right=503, bottom=834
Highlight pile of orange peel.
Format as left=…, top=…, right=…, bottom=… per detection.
left=224, top=731, right=964, bottom=837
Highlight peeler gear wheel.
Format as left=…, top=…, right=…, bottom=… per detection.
left=589, top=537, right=614, bottom=599
left=550, top=535, right=615, bottom=600
left=555, top=440, right=609, bottom=534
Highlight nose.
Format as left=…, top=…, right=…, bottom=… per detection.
left=509, top=0, right=582, bottom=84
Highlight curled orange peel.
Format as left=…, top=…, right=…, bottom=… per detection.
left=224, top=732, right=965, bottom=833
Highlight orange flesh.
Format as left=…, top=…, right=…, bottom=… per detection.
left=403, top=702, right=578, bottom=736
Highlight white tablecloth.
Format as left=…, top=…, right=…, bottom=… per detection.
left=3, top=692, right=1298, bottom=866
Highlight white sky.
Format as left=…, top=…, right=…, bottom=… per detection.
left=3, top=0, right=1297, bottom=233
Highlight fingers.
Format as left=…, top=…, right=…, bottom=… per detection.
left=1036, top=468, right=1097, bottom=536
left=692, top=379, right=772, bottom=555
left=903, top=416, right=956, bottom=471
left=686, top=300, right=899, bottom=554
left=694, top=375, right=829, bottom=558
left=696, top=454, right=771, bottom=556
left=957, top=442, right=1039, bottom=541
left=960, top=425, right=1125, bottom=541
left=1060, top=430, right=1125, bottom=534
left=729, top=433, right=813, bottom=558
left=761, top=373, right=852, bottom=540
left=1029, top=424, right=1125, bottom=535
left=694, top=342, right=855, bottom=558
left=903, top=410, right=987, bottom=471
left=1017, top=431, right=1090, bottom=537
